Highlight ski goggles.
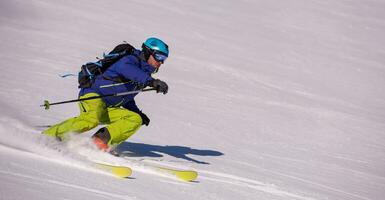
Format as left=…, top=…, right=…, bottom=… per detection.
left=153, top=52, right=168, bottom=63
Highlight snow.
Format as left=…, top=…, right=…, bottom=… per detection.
left=1, top=0, right=385, bottom=199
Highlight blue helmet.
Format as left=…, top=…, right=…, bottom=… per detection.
left=142, top=37, right=169, bottom=57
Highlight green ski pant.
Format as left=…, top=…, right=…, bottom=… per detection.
left=42, top=93, right=142, bottom=145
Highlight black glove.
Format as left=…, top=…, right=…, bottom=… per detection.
left=138, top=111, right=150, bottom=126
left=150, top=79, right=168, bottom=94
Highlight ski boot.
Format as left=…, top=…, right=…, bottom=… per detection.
left=92, top=127, right=110, bottom=151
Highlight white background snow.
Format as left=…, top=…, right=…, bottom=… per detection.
left=0, top=0, right=384, bottom=199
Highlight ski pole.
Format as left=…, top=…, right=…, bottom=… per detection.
left=40, top=88, right=157, bottom=110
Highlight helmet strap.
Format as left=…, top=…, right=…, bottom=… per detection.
left=153, top=68, right=159, bottom=74
left=141, top=44, right=152, bottom=61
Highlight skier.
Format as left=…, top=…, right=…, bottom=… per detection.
left=42, top=37, right=169, bottom=151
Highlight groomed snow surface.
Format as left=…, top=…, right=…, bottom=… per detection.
left=1, top=0, right=384, bottom=200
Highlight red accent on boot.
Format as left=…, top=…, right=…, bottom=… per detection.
left=93, top=137, right=109, bottom=151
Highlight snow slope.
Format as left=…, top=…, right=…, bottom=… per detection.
left=1, top=0, right=385, bottom=199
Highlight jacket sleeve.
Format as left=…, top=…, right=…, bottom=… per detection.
left=123, top=99, right=141, bottom=114
left=115, top=56, right=154, bottom=85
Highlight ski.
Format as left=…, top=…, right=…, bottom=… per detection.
left=94, top=161, right=197, bottom=181
left=93, top=162, right=132, bottom=178
left=115, top=155, right=198, bottom=182
left=79, top=149, right=197, bottom=181
left=151, top=166, right=198, bottom=182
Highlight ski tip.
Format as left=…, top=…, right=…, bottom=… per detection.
left=94, top=163, right=132, bottom=178
left=111, top=166, right=132, bottom=178
left=156, top=167, right=198, bottom=182
left=175, top=170, right=198, bottom=182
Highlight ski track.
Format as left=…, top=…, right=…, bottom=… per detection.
left=0, top=118, right=382, bottom=199
left=0, top=170, right=134, bottom=200
left=223, top=163, right=373, bottom=200
left=263, top=171, right=372, bottom=200
left=198, top=170, right=317, bottom=200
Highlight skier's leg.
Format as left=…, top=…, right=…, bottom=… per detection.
left=42, top=93, right=106, bottom=139
left=94, top=107, right=142, bottom=146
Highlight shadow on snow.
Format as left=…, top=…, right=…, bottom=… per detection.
left=115, top=142, right=224, bottom=165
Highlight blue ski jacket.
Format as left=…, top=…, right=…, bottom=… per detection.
left=79, top=49, right=155, bottom=113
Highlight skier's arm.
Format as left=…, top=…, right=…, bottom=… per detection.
left=123, top=100, right=141, bottom=114
left=115, top=57, right=153, bottom=86
left=123, top=100, right=150, bottom=126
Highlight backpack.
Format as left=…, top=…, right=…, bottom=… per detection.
left=78, top=42, right=136, bottom=88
